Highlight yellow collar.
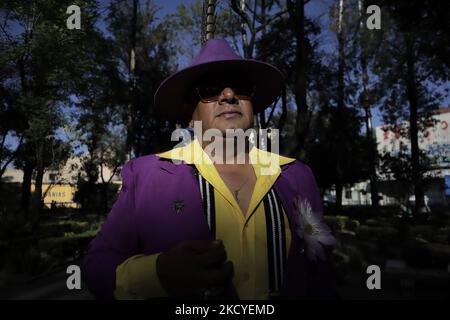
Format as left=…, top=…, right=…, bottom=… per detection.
left=158, top=139, right=295, bottom=217
left=157, top=139, right=295, bottom=171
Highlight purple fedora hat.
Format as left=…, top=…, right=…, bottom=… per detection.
left=154, top=39, right=283, bottom=122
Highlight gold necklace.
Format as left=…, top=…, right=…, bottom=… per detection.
left=232, top=166, right=251, bottom=203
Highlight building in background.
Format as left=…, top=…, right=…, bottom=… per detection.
left=2, top=157, right=121, bottom=208
left=336, top=107, right=450, bottom=207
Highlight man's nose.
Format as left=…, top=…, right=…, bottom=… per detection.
left=219, top=87, right=237, bottom=104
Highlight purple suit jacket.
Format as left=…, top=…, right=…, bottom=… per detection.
left=82, top=154, right=336, bottom=299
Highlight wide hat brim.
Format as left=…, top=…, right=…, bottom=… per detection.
left=154, top=58, right=283, bottom=123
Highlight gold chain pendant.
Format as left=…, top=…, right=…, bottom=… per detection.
left=234, top=190, right=240, bottom=203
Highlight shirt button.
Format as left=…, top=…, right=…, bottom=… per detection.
left=242, top=272, right=250, bottom=281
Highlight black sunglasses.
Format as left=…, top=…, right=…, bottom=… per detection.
left=194, top=80, right=255, bottom=103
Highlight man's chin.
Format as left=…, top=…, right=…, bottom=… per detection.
left=219, top=124, right=249, bottom=134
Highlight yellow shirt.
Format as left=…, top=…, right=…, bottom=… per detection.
left=114, top=140, right=295, bottom=299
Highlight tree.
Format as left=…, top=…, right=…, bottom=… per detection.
left=13, top=140, right=35, bottom=212
left=229, top=0, right=288, bottom=128
left=355, top=0, right=381, bottom=208
left=0, top=108, right=27, bottom=182
left=0, top=0, right=101, bottom=218
left=167, top=0, right=242, bottom=63
left=71, top=107, right=126, bottom=213
left=256, top=0, right=367, bottom=210
left=284, top=0, right=314, bottom=153
left=106, top=0, right=176, bottom=158
left=66, top=25, right=127, bottom=213
left=0, top=9, right=28, bottom=185
left=305, top=106, right=370, bottom=199
left=372, top=0, right=449, bottom=214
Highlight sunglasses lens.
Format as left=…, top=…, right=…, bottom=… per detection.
left=233, top=84, right=253, bottom=98
left=197, top=85, right=222, bottom=101
left=197, top=81, right=254, bottom=102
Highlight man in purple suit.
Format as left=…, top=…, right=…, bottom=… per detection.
left=82, top=39, right=337, bottom=300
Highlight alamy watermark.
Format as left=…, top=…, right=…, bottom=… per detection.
left=170, top=121, right=280, bottom=175
left=65, top=4, right=381, bottom=31
left=366, top=264, right=381, bottom=290
left=366, top=5, right=381, bottom=30
left=66, top=264, right=81, bottom=290
left=66, top=5, right=81, bottom=30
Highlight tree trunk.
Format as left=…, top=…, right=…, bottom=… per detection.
left=126, top=0, right=138, bottom=160
left=283, top=0, right=310, bottom=156
left=102, top=183, right=108, bottom=214
left=335, top=183, right=343, bottom=213
left=31, top=141, right=44, bottom=222
left=21, top=160, right=34, bottom=214
left=258, top=0, right=267, bottom=129
left=359, top=0, right=379, bottom=209
left=335, top=0, right=345, bottom=212
left=360, top=61, right=379, bottom=203
left=405, top=34, right=425, bottom=214
left=278, top=84, right=288, bottom=135
left=294, top=0, right=308, bottom=153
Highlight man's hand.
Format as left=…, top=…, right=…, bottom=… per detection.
left=156, top=239, right=234, bottom=298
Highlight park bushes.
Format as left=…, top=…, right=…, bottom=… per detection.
left=324, top=215, right=360, bottom=233
left=38, top=221, right=90, bottom=238
left=357, top=225, right=400, bottom=242
left=0, top=211, right=102, bottom=276
left=38, top=230, right=97, bottom=261
left=346, top=219, right=361, bottom=232
left=2, top=229, right=98, bottom=276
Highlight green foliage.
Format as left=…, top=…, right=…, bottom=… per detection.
left=38, top=229, right=97, bottom=260
left=73, top=181, right=120, bottom=213
left=0, top=213, right=32, bottom=241
left=346, top=219, right=361, bottom=232
left=305, top=107, right=370, bottom=190
left=166, top=0, right=244, bottom=62
left=357, top=225, right=399, bottom=242
left=3, top=244, right=48, bottom=275
left=370, top=0, right=450, bottom=210
left=1, top=211, right=100, bottom=275
left=38, top=221, right=90, bottom=237
left=256, top=15, right=323, bottom=97
left=325, top=215, right=360, bottom=233
left=0, top=0, right=102, bottom=214
left=409, top=225, right=435, bottom=241
left=324, top=215, right=349, bottom=232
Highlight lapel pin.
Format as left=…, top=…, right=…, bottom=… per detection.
left=173, top=200, right=184, bottom=214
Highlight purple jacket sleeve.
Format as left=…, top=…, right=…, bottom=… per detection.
left=302, top=163, right=337, bottom=299
left=303, top=163, right=324, bottom=214
left=81, top=160, right=139, bottom=299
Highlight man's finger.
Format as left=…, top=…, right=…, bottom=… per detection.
left=196, top=244, right=227, bottom=267
left=200, top=260, right=234, bottom=286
